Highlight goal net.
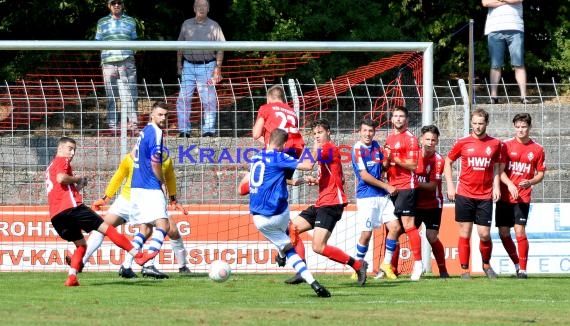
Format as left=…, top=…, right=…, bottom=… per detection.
left=0, top=41, right=432, bottom=277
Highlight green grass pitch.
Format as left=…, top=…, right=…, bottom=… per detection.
left=1, top=272, right=569, bottom=325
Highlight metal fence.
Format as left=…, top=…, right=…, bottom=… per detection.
left=0, top=78, right=568, bottom=206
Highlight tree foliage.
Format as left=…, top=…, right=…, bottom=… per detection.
left=0, top=0, right=568, bottom=81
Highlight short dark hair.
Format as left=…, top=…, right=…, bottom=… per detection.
left=471, top=108, right=489, bottom=123
left=420, top=124, right=440, bottom=137
left=152, top=101, right=168, bottom=111
left=269, top=128, right=288, bottom=146
left=392, top=106, right=409, bottom=117
left=359, top=118, right=379, bottom=129
left=513, top=113, right=532, bottom=126
left=310, top=118, right=331, bottom=131
left=58, top=136, right=76, bottom=146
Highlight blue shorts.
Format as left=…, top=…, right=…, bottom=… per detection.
left=487, top=30, right=525, bottom=68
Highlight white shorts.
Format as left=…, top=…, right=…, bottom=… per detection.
left=252, top=208, right=291, bottom=252
left=356, top=195, right=398, bottom=232
left=130, top=188, right=168, bottom=225
left=108, top=195, right=132, bottom=223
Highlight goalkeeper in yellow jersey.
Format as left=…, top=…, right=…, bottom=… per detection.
left=71, top=154, right=191, bottom=278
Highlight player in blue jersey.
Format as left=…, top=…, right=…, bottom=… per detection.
left=129, top=101, right=171, bottom=265
left=244, top=128, right=331, bottom=297
left=351, top=119, right=401, bottom=280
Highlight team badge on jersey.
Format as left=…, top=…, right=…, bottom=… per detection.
left=527, top=152, right=534, bottom=161
left=485, top=146, right=492, bottom=156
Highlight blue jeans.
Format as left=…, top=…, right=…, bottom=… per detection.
left=488, top=30, right=525, bottom=69
left=176, top=61, right=218, bottom=134
left=102, top=58, right=138, bottom=128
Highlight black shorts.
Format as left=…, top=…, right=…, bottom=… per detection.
left=284, top=147, right=302, bottom=180
left=495, top=201, right=530, bottom=227
left=50, top=205, right=104, bottom=242
left=454, top=194, right=493, bottom=227
left=390, top=189, right=417, bottom=217
left=298, top=204, right=344, bottom=232
left=416, top=207, right=443, bottom=231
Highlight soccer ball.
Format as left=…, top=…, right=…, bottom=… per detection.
left=208, top=260, right=231, bottom=282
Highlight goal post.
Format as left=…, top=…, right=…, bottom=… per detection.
left=0, top=40, right=434, bottom=275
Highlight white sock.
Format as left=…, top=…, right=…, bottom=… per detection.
left=170, top=237, right=187, bottom=268
left=286, top=249, right=315, bottom=284
left=83, top=231, right=105, bottom=265
left=122, top=232, right=145, bottom=268
left=148, top=228, right=167, bottom=254
left=383, top=250, right=394, bottom=264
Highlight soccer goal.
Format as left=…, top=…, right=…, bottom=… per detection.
left=0, top=40, right=433, bottom=276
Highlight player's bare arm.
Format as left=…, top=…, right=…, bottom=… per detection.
left=443, top=156, right=456, bottom=201
left=500, top=163, right=519, bottom=199
left=520, top=170, right=544, bottom=189
left=393, top=156, right=418, bottom=172
left=492, top=162, right=503, bottom=202
left=252, top=116, right=265, bottom=144
left=359, top=169, right=397, bottom=195
left=56, top=173, right=84, bottom=186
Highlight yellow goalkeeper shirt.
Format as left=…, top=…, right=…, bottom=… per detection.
left=105, top=155, right=177, bottom=200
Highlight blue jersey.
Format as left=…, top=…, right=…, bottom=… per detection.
left=249, top=150, right=299, bottom=216
left=132, top=123, right=163, bottom=190
left=351, top=140, right=388, bottom=198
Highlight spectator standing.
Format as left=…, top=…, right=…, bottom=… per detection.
left=482, top=0, right=529, bottom=104
left=176, top=0, right=225, bottom=137
left=96, top=0, right=139, bottom=132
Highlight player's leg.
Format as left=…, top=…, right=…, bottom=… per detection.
left=120, top=225, right=151, bottom=278
left=312, top=205, right=368, bottom=286
left=167, top=218, right=191, bottom=274
left=283, top=207, right=315, bottom=284
left=495, top=201, right=519, bottom=272
left=130, top=189, right=169, bottom=265
left=66, top=238, right=87, bottom=286
left=475, top=199, right=496, bottom=279
left=378, top=197, right=400, bottom=279
left=355, top=197, right=380, bottom=260
left=83, top=208, right=127, bottom=266
left=422, top=208, right=448, bottom=278
left=455, top=195, right=476, bottom=278
left=514, top=203, right=530, bottom=278
left=394, top=189, right=422, bottom=280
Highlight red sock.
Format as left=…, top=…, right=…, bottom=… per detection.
left=479, top=239, right=493, bottom=264
left=458, top=237, right=470, bottom=269
left=322, top=245, right=353, bottom=267
left=500, top=235, right=519, bottom=265
left=294, top=237, right=305, bottom=261
left=105, top=225, right=134, bottom=252
left=405, top=227, right=422, bottom=261
left=516, top=235, right=529, bottom=270
left=71, top=245, right=86, bottom=271
left=431, top=239, right=447, bottom=273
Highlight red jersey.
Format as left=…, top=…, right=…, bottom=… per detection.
left=447, top=134, right=502, bottom=200
left=385, top=129, right=419, bottom=190
left=416, top=151, right=444, bottom=209
left=315, top=141, right=347, bottom=207
left=45, top=156, right=82, bottom=218
left=257, top=102, right=304, bottom=151
left=500, top=138, right=546, bottom=204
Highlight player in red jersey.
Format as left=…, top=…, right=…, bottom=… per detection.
left=239, top=85, right=305, bottom=196
left=497, top=113, right=545, bottom=279
left=383, top=106, right=423, bottom=281
left=284, top=119, right=368, bottom=286
left=414, top=125, right=448, bottom=278
left=45, top=137, right=147, bottom=286
left=444, top=108, right=503, bottom=279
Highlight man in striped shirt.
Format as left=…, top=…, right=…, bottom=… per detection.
left=96, top=0, right=138, bottom=132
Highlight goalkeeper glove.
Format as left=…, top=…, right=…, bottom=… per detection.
left=91, top=196, right=109, bottom=211
left=169, top=196, right=188, bottom=215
